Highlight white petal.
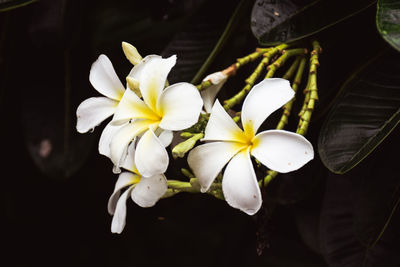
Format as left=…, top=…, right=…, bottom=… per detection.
left=241, top=78, right=294, bottom=135
left=203, top=100, right=247, bottom=143
left=187, top=141, right=245, bottom=192
left=158, top=130, right=173, bottom=147
left=201, top=71, right=227, bottom=113
left=135, top=128, right=169, bottom=177
left=76, top=97, right=118, bottom=133
left=222, top=149, right=262, bottom=215
left=89, top=54, right=125, bottom=101
left=127, top=55, right=161, bottom=81
left=110, top=120, right=152, bottom=172
left=139, top=55, right=176, bottom=111
left=131, top=174, right=168, bottom=207
left=99, top=121, right=125, bottom=159
left=107, top=172, right=139, bottom=215
left=158, top=82, right=203, bottom=131
left=120, top=140, right=139, bottom=174
left=251, top=130, right=314, bottom=173
left=111, top=185, right=134, bottom=234
left=112, top=87, right=160, bottom=125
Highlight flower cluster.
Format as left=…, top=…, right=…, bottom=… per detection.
left=76, top=42, right=314, bottom=233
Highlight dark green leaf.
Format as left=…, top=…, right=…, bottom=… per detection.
left=376, top=0, right=400, bottom=51
left=188, top=0, right=251, bottom=84
left=0, top=0, right=36, bottom=12
left=161, top=0, right=244, bottom=84
left=318, top=129, right=400, bottom=266
left=20, top=47, right=97, bottom=180
left=318, top=49, right=400, bottom=174
left=11, top=1, right=97, bottom=179
left=251, top=0, right=376, bottom=46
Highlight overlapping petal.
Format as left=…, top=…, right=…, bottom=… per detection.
left=131, top=174, right=168, bottom=208
left=222, top=148, right=262, bottom=215
left=98, top=121, right=125, bottom=158
left=135, top=128, right=169, bottom=177
left=203, top=100, right=247, bottom=143
left=188, top=141, right=246, bottom=192
left=89, top=54, right=125, bottom=101
left=120, top=141, right=139, bottom=174
left=127, top=55, right=160, bottom=81
left=112, top=88, right=160, bottom=125
left=158, top=82, right=203, bottom=131
left=251, top=130, right=314, bottom=173
left=107, top=172, right=140, bottom=215
left=125, top=55, right=162, bottom=98
left=158, top=130, right=173, bottom=147
left=241, top=78, right=294, bottom=136
left=111, top=185, right=134, bottom=234
left=110, top=120, right=153, bottom=172
left=76, top=97, right=118, bottom=133
left=138, top=55, right=176, bottom=111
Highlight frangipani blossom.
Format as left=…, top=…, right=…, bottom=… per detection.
left=75, top=48, right=143, bottom=159
left=76, top=54, right=125, bottom=134
left=108, top=143, right=168, bottom=234
left=110, top=55, right=203, bottom=176
left=188, top=78, right=314, bottom=215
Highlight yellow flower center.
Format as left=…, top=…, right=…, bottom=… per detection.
left=232, top=128, right=257, bottom=152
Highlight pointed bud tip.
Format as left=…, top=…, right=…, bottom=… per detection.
left=122, top=42, right=142, bottom=65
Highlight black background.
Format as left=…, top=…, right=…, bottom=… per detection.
left=1, top=0, right=399, bottom=266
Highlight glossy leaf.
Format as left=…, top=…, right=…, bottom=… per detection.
left=20, top=47, right=97, bottom=179
left=161, top=0, right=243, bottom=84
left=0, top=0, right=36, bottom=12
left=251, top=0, right=376, bottom=46
left=318, top=129, right=400, bottom=266
left=318, top=49, right=400, bottom=174
left=15, top=0, right=96, bottom=179
left=376, top=0, right=400, bottom=51
left=189, top=0, right=251, bottom=85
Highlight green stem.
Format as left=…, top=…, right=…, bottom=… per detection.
left=0, top=0, right=37, bottom=12
left=167, top=180, right=198, bottom=193
left=259, top=170, right=278, bottom=187
left=236, top=48, right=271, bottom=68
left=165, top=178, right=223, bottom=199
left=297, top=41, right=321, bottom=135
left=282, top=56, right=301, bottom=80
left=196, top=48, right=271, bottom=92
left=223, top=43, right=290, bottom=110
left=172, top=132, right=204, bottom=158
left=264, top=48, right=307, bottom=79
left=181, top=168, right=195, bottom=179
left=260, top=43, right=318, bottom=187
left=276, top=56, right=306, bottom=130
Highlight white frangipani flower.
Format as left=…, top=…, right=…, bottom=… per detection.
left=76, top=44, right=150, bottom=160
left=76, top=54, right=125, bottom=134
left=201, top=71, right=228, bottom=113
left=188, top=78, right=314, bottom=215
left=108, top=143, right=168, bottom=234
left=76, top=54, right=129, bottom=159
left=110, top=54, right=203, bottom=176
